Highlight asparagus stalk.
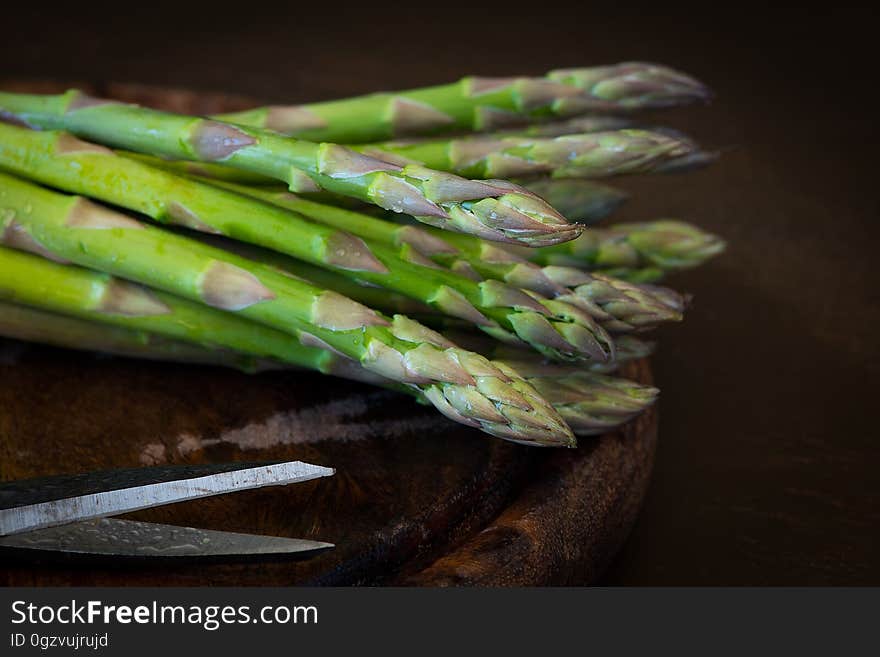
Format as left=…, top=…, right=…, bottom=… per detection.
left=508, top=122, right=719, bottom=174
left=356, top=129, right=697, bottom=180
left=497, top=115, right=636, bottom=138
left=203, top=180, right=684, bottom=333
left=0, top=91, right=578, bottom=245
left=637, top=126, right=720, bottom=174
left=0, top=127, right=618, bottom=362
left=412, top=324, right=660, bottom=432
left=513, top=220, right=727, bottom=274
left=121, top=153, right=630, bottom=224
left=0, top=246, right=376, bottom=379
left=535, top=271, right=686, bottom=334
left=186, top=231, right=439, bottom=318
left=516, top=179, right=628, bottom=224
left=213, top=62, right=708, bottom=143
left=0, top=300, right=275, bottom=372
left=440, top=329, right=655, bottom=374
left=597, top=269, right=663, bottom=284
left=652, top=149, right=720, bottom=174
left=196, top=235, right=677, bottom=341
left=502, top=122, right=718, bottom=174
left=120, top=147, right=631, bottom=226
left=282, top=264, right=677, bottom=339
left=496, top=363, right=658, bottom=435
left=120, top=154, right=276, bottom=185
left=0, top=177, right=574, bottom=445
left=0, top=300, right=654, bottom=437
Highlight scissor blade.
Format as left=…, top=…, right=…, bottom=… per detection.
left=0, top=461, right=328, bottom=509
left=0, top=518, right=334, bottom=561
left=0, top=461, right=334, bottom=536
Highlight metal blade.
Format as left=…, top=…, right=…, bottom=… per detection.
left=0, top=461, right=322, bottom=508
left=0, top=518, right=334, bottom=561
left=0, top=461, right=334, bottom=536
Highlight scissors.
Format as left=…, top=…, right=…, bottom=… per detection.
left=0, top=460, right=335, bottom=561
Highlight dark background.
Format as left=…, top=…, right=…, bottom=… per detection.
left=2, top=4, right=877, bottom=584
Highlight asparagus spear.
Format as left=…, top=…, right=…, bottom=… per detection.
left=120, top=153, right=630, bottom=224
left=0, top=179, right=574, bottom=445
left=117, top=143, right=694, bottom=224
left=512, top=220, right=727, bottom=274
left=652, top=149, right=720, bottom=174
left=207, top=241, right=437, bottom=318
left=0, top=127, right=618, bottom=362
left=120, top=155, right=276, bottom=185
left=213, top=62, right=708, bottom=142
left=201, top=180, right=683, bottom=333
left=439, top=329, right=655, bottom=374
left=287, top=262, right=678, bottom=341
left=355, top=129, right=697, bottom=180
left=0, top=248, right=573, bottom=446
left=497, top=115, right=636, bottom=138
left=0, top=246, right=372, bottom=379
left=0, top=91, right=578, bottom=245
left=0, top=300, right=275, bottom=372
left=636, top=126, right=719, bottom=173
left=516, top=179, right=628, bottom=224
left=0, top=252, right=508, bottom=416
left=412, top=325, right=659, bottom=433
left=199, top=234, right=677, bottom=342
left=496, top=363, right=658, bottom=435
left=536, top=271, right=686, bottom=333
left=399, top=120, right=718, bottom=178
left=0, top=299, right=654, bottom=438
left=124, top=150, right=631, bottom=226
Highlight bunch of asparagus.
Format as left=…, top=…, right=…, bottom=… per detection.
left=0, top=62, right=724, bottom=447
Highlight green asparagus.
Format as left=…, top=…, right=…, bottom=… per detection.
left=0, top=246, right=370, bottom=378
left=356, top=129, right=696, bottom=180
left=0, top=300, right=277, bottom=372
left=439, top=330, right=655, bottom=374
left=0, top=299, right=656, bottom=437
left=516, top=179, right=628, bottom=224
left=0, top=91, right=578, bottom=245
left=466, top=120, right=716, bottom=175
left=0, top=175, right=574, bottom=445
left=214, top=62, right=708, bottom=142
left=495, top=361, right=658, bottom=435
left=497, top=115, right=636, bottom=138
left=0, top=65, right=720, bottom=444
left=509, top=220, right=727, bottom=275
left=119, top=156, right=276, bottom=185
left=0, top=127, right=619, bottom=362
left=121, top=153, right=630, bottom=224
left=652, top=149, right=720, bottom=174
left=602, top=270, right=660, bottom=284
left=201, top=179, right=683, bottom=333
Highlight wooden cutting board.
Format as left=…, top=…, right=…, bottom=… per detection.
left=0, top=82, right=658, bottom=586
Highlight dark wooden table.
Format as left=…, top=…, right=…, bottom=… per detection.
left=1, top=5, right=877, bottom=585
